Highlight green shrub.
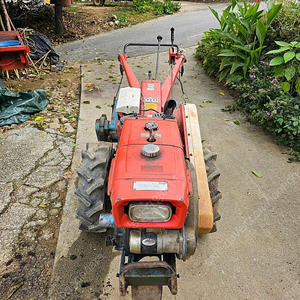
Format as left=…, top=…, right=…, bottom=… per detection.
left=232, top=60, right=284, bottom=112
left=251, top=94, right=300, bottom=152
left=266, top=41, right=300, bottom=96
left=195, top=0, right=300, bottom=155
left=195, top=30, right=224, bottom=76
left=233, top=62, right=300, bottom=152
left=268, top=0, right=300, bottom=44
left=156, top=0, right=180, bottom=15
left=196, top=0, right=282, bottom=83
left=132, top=0, right=180, bottom=15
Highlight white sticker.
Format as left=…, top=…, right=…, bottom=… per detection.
left=144, top=97, right=159, bottom=103
left=147, top=84, right=155, bottom=91
left=133, top=181, right=168, bottom=191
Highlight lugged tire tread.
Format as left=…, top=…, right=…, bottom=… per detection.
left=75, top=142, right=113, bottom=232
left=204, top=147, right=222, bottom=232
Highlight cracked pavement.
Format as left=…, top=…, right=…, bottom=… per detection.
left=0, top=127, right=73, bottom=299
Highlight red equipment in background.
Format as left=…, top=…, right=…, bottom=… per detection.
left=0, top=31, right=30, bottom=72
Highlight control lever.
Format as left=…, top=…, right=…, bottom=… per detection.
left=155, top=35, right=163, bottom=80
left=171, top=27, right=174, bottom=46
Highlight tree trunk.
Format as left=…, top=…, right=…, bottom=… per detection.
left=55, top=0, right=64, bottom=36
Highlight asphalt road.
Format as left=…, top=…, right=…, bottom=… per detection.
left=50, top=2, right=300, bottom=300
left=54, top=2, right=229, bottom=62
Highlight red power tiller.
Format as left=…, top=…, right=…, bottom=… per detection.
left=75, top=28, right=221, bottom=300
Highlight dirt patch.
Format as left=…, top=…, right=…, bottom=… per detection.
left=0, top=64, right=81, bottom=139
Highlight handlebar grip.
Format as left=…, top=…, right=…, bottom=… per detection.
left=171, top=27, right=174, bottom=44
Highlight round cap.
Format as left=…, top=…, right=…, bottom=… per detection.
left=142, top=144, right=160, bottom=158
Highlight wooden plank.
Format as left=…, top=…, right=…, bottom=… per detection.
left=185, top=103, right=213, bottom=234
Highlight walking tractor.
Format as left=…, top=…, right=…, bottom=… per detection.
left=75, top=28, right=222, bottom=300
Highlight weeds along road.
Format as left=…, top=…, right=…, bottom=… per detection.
left=50, top=2, right=299, bottom=300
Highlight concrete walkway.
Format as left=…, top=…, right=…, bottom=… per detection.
left=0, top=128, right=73, bottom=299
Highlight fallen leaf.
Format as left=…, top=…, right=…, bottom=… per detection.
left=39, top=204, right=46, bottom=208
left=1, top=135, right=8, bottom=140
left=219, top=92, right=225, bottom=96
left=39, top=72, right=46, bottom=76
left=221, top=107, right=231, bottom=111
left=222, top=118, right=230, bottom=121
left=203, top=100, right=212, bottom=103
left=88, top=88, right=94, bottom=92
left=83, top=101, right=90, bottom=104
left=7, top=281, right=23, bottom=298
left=96, top=77, right=102, bottom=80
left=95, top=105, right=101, bottom=109
left=252, top=170, right=263, bottom=178
left=86, top=83, right=94, bottom=87
left=233, top=120, right=241, bottom=125
left=68, top=143, right=78, bottom=147
left=199, top=104, right=205, bottom=108
left=35, top=116, right=44, bottom=121
left=40, top=132, right=47, bottom=136
left=211, top=117, right=216, bottom=120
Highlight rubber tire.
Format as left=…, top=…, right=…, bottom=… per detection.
left=75, top=142, right=113, bottom=232
left=93, top=0, right=105, bottom=6
left=204, top=147, right=222, bottom=232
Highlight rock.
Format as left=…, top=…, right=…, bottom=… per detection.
left=41, top=229, right=54, bottom=241
left=60, top=117, right=69, bottom=124
left=49, top=118, right=60, bottom=130
left=115, top=20, right=120, bottom=26
left=109, top=21, right=114, bottom=27
left=50, top=208, right=59, bottom=216
left=65, top=123, right=75, bottom=133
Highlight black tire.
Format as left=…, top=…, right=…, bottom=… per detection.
left=75, top=142, right=113, bottom=232
left=204, top=148, right=222, bottom=233
left=93, top=0, right=105, bottom=6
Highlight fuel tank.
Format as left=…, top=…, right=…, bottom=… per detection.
left=108, top=117, right=191, bottom=228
